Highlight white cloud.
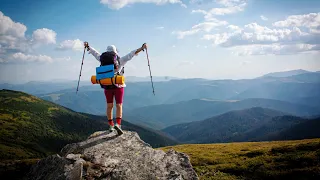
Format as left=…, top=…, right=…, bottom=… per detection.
left=207, top=3, right=246, bottom=16
left=260, top=15, right=268, bottom=21
left=56, top=39, right=83, bottom=51
left=202, top=33, right=231, bottom=45
left=0, top=11, right=58, bottom=54
left=215, top=0, right=246, bottom=7
left=8, top=52, right=53, bottom=63
left=227, top=25, right=242, bottom=31
left=172, top=29, right=201, bottom=39
left=32, top=28, right=57, bottom=45
left=204, top=23, right=313, bottom=47
left=192, top=0, right=247, bottom=21
left=233, top=44, right=319, bottom=56
left=0, top=11, right=28, bottom=52
left=202, top=13, right=320, bottom=55
left=156, top=26, right=164, bottom=30
left=193, top=20, right=228, bottom=31
left=0, top=52, right=72, bottom=64
left=191, top=9, right=207, bottom=14
left=189, top=10, right=319, bottom=56
left=100, top=0, right=187, bottom=10
left=310, top=26, right=320, bottom=34
left=172, top=45, right=176, bottom=48
left=173, top=18, right=228, bottom=39
left=0, top=11, right=26, bottom=38
left=273, top=13, right=320, bottom=29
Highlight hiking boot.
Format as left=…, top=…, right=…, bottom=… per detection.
left=114, top=124, right=123, bottom=135
left=108, top=125, right=115, bottom=132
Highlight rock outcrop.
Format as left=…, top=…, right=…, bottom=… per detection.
left=25, top=131, right=198, bottom=180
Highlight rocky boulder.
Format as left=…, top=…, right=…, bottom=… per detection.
left=25, top=130, right=198, bottom=180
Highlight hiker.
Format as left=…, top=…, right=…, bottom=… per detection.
left=84, top=42, right=147, bottom=135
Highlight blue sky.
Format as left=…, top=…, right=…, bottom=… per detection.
left=0, top=0, right=319, bottom=83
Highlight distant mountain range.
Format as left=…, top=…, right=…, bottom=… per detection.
left=261, top=69, right=311, bottom=78
left=125, top=76, right=181, bottom=82
left=125, top=98, right=320, bottom=129
left=232, top=81, right=320, bottom=107
left=23, top=71, right=317, bottom=116
left=163, top=107, right=320, bottom=144
left=0, top=89, right=177, bottom=160
left=0, top=80, right=92, bottom=95
left=1, top=69, right=320, bottom=131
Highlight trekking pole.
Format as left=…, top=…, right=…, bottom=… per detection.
left=142, top=43, right=155, bottom=96
left=76, top=46, right=86, bottom=94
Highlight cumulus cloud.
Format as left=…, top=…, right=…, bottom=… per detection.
left=273, top=13, right=319, bottom=29
left=177, top=1, right=247, bottom=40
left=227, top=25, right=242, bottom=31
left=7, top=52, right=53, bottom=63
left=32, top=28, right=57, bottom=45
left=191, top=9, right=207, bottom=14
left=208, top=3, right=246, bottom=16
left=192, top=0, right=247, bottom=21
left=0, top=11, right=28, bottom=52
left=0, top=12, right=26, bottom=38
left=173, top=18, right=228, bottom=39
left=100, top=0, right=187, bottom=10
left=215, top=0, right=246, bottom=7
left=192, top=5, right=245, bottom=19
left=193, top=20, right=228, bottom=31
left=201, top=12, right=320, bottom=56
left=0, top=11, right=58, bottom=54
left=204, top=23, right=314, bottom=47
left=260, top=15, right=268, bottom=21
left=56, top=39, right=83, bottom=51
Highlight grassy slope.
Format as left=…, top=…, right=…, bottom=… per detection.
left=160, top=138, right=320, bottom=180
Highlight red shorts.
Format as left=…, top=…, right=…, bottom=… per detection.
left=104, top=87, right=124, bottom=104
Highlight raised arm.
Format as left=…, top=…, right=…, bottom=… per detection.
left=117, top=43, right=147, bottom=73
left=84, top=42, right=101, bottom=62
left=119, top=43, right=147, bottom=64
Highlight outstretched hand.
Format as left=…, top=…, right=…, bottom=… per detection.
left=141, top=43, right=147, bottom=51
left=135, top=43, right=148, bottom=55
left=84, top=41, right=90, bottom=51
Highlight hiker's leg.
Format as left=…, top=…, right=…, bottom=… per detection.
left=107, top=103, right=114, bottom=119
left=104, top=89, right=115, bottom=126
left=115, top=87, right=124, bottom=125
left=116, top=104, right=122, bottom=124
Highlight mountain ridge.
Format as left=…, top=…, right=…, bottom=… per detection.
left=125, top=97, right=320, bottom=129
